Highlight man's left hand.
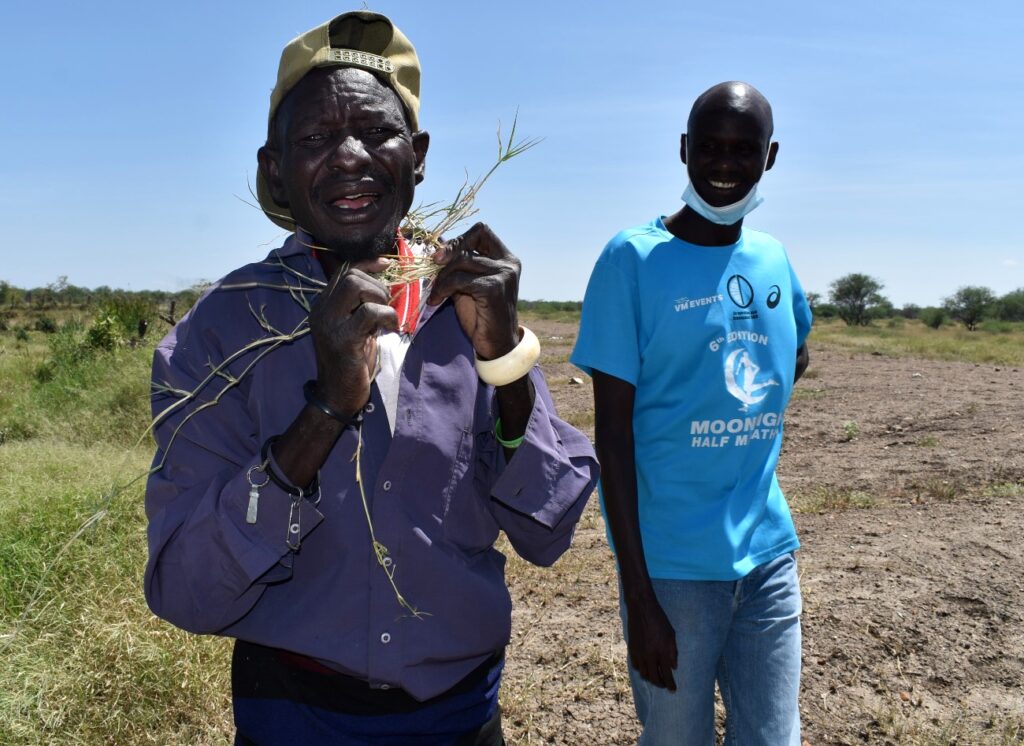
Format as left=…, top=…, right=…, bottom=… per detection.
left=427, top=223, right=521, bottom=360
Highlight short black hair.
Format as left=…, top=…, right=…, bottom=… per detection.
left=688, top=81, right=774, bottom=140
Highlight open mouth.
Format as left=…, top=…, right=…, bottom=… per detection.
left=331, top=193, right=380, bottom=211
left=707, top=179, right=740, bottom=190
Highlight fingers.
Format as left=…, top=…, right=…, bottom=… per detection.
left=433, top=222, right=512, bottom=265
left=427, top=226, right=519, bottom=306
left=428, top=268, right=507, bottom=306
left=317, top=267, right=390, bottom=316
left=351, top=302, right=399, bottom=336
left=661, top=638, right=679, bottom=691
left=628, top=605, right=679, bottom=691
left=351, top=256, right=391, bottom=275
left=311, top=266, right=397, bottom=355
left=631, top=640, right=677, bottom=691
left=636, top=633, right=678, bottom=690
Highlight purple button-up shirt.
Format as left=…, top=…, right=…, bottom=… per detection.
left=144, top=236, right=598, bottom=701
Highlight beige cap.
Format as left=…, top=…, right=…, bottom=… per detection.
left=257, top=11, right=421, bottom=230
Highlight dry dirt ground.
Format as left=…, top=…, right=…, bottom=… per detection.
left=498, top=319, right=1024, bottom=745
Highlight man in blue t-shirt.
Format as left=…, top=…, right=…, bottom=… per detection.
left=571, top=82, right=812, bottom=745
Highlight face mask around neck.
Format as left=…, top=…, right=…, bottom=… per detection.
left=680, top=148, right=772, bottom=226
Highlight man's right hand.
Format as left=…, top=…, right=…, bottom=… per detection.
left=308, top=258, right=398, bottom=417
left=626, top=592, right=679, bottom=691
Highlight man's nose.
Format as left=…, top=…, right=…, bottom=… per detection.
left=328, top=136, right=372, bottom=171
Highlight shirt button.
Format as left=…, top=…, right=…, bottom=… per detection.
left=382, top=480, right=392, bottom=492
left=380, top=684, right=391, bottom=690
left=380, top=632, right=392, bottom=644
left=365, top=402, right=375, bottom=414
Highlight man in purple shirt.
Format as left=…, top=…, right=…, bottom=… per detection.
left=144, top=12, right=597, bottom=745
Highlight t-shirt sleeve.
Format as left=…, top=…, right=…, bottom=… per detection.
left=570, top=255, right=641, bottom=386
left=789, top=263, right=813, bottom=347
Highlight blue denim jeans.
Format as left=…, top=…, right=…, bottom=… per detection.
left=620, top=552, right=802, bottom=745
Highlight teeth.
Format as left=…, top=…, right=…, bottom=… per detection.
left=710, top=180, right=738, bottom=189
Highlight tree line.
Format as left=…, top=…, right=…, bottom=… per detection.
left=0, top=278, right=586, bottom=336
left=3, top=274, right=1018, bottom=334
left=812, top=274, right=1020, bottom=331
left=0, top=277, right=205, bottom=318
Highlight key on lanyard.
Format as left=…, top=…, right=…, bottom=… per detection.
left=245, top=462, right=271, bottom=524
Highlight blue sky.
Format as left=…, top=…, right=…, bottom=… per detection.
left=3, top=1, right=1023, bottom=306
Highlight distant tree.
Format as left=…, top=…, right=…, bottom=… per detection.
left=812, top=303, right=839, bottom=319
left=805, top=291, right=822, bottom=308
left=48, top=275, right=69, bottom=294
left=919, top=306, right=946, bottom=329
left=997, top=288, right=1024, bottom=322
left=869, top=298, right=895, bottom=320
left=828, top=273, right=888, bottom=326
left=943, top=286, right=996, bottom=331
left=900, top=303, right=921, bottom=319
left=4, top=284, right=25, bottom=308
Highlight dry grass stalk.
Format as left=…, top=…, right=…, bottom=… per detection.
left=353, top=428, right=429, bottom=620
left=386, top=112, right=541, bottom=286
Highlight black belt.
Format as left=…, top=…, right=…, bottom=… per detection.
left=231, top=640, right=503, bottom=716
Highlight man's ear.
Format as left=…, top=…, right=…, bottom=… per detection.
left=412, top=131, right=430, bottom=185
left=680, top=133, right=688, bottom=165
left=765, top=141, right=779, bottom=172
left=257, top=145, right=288, bottom=207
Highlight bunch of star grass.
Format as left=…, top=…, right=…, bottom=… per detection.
left=378, top=113, right=541, bottom=286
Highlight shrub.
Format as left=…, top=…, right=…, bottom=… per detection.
left=34, top=315, right=59, bottom=333
left=812, top=302, right=838, bottom=319
left=15, top=328, right=29, bottom=342
left=919, top=307, right=946, bottom=329
left=85, top=314, right=126, bottom=351
left=996, top=289, right=1024, bottom=321
left=101, top=295, right=155, bottom=340
left=978, top=319, right=1015, bottom=334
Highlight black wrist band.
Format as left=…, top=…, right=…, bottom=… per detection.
left=303, top=379, right=363, bottom=428
left=260, top=436, right=319, bottom=499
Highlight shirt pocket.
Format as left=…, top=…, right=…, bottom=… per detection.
left=441, top=425, right=500, bottom=556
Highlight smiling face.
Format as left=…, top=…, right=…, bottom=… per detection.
left=258, top=66, right=429, bottom=260
left=682, top=83, right=776, bottom=207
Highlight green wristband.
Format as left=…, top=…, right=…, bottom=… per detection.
left=495, top=418, right=525, bottom=449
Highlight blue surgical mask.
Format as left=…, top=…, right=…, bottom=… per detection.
left=680, top=149, right=772, bottom=226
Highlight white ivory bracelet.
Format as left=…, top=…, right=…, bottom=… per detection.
left=475, top=326, right=541, bottom=386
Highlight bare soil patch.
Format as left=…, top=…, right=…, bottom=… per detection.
left=500, top=321, right=1023, bottom=745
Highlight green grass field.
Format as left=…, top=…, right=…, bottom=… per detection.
left=808, top=316, right=1024, bottom=366
left=0, top=327, right=232, bottom=744
left=1, top=314, right=1022, bottom=743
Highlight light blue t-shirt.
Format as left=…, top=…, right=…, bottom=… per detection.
left=571, top=217, right=813, bottom=580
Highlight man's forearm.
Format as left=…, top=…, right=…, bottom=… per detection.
left=273, top=404, right=352, bottom=488
left=598, top=430, right=655, bottom=601
left=593, top=372, right=654, bottom=602
left=495, top=374, right=535, bottom=459
left=794, top=343, right=809, bottom=384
